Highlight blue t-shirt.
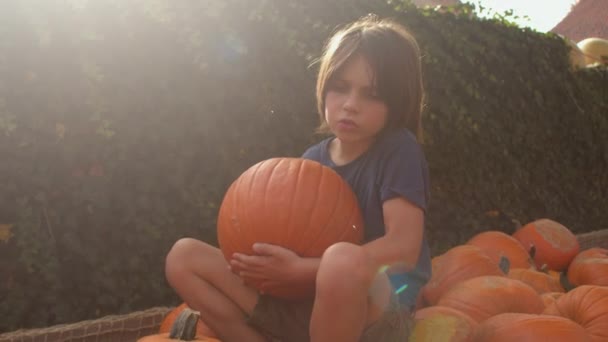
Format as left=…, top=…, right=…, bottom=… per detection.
left=301, top=128, right=432, bottom=308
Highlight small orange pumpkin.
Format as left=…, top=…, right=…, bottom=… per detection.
left=567, top=247, right=608, bottom=286
left=467, top=230, right=533, bottom=269
left=217, top=158, right=364, bottom=299
left=512, top=219, right=579, bottom=271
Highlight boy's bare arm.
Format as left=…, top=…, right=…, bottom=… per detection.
left=363, top=196, right=424, bottom=273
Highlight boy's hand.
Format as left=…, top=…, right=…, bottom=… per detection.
left=229, top=243, right=301, bottom=292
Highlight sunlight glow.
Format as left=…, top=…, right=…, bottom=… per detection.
left=470, top=0, right=577, bottom=32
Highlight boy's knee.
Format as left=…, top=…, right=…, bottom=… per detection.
left=317, top=242, right=374, bottom=291
left=165, top=238, right=205, bottom=284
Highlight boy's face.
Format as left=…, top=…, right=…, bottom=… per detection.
left=324, top=54, right=388, bottom=145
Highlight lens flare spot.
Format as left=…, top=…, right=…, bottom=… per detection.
left=395, top=284, right=408, bottom=294
left=378, top=265, right=389, bottom=273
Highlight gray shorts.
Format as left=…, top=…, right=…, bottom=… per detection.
left=246, top=292, right=413, bottom=342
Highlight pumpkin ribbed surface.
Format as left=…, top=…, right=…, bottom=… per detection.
left=543, top=285, right=608, bottom=342
left=567, top=248, right=608, bottom=286
left=472, top=313, right=591, bottom=342
left=437, top=276, right=544, bottom=323
left=507, top=268, right=565, bottom=294
left=421, top=245, right=505, bottom=306
left=467, top=230, right=533, bottom=269
left=217, top=158, right=364, bottom=298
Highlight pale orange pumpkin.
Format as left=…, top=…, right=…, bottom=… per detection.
left=512, top=219, right=579, bottom=271
left=421, top=245, right=506, bottom=306
left=467, top=230, right=533, bottom=269
left=567, top=247, right=608, bottom=286
left=472, top=313, right=591, bottom=342
left=217, top=158, right=364, bottom=299
left=543, top=285, right=608, bottom=342
left=415, top=306, right=477, bottom=324
left=411, top=306, right=477, bottom=342
left=437, top=276, right=544, bottom=323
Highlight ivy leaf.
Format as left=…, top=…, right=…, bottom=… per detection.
left=0, top=223, right=13, bottom=243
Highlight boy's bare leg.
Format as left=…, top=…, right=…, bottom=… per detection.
left=309, top=242, right=392, bottom=342
left=165, top=238, right=267, bottom=342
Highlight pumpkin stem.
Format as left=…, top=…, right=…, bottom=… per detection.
left=559, top=271, right=576, bottom=292
left=528, top=245, right=536, bottom=259
left=169, top=308, right=200, bottom=340
left=511, top=218, right=522, bottom=232
left=498, top=255, right=510, bottom=274
left=527, top=244, right=538, bottom=270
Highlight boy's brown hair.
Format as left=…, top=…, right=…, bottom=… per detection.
left=315, top=15, right=425, bottom=141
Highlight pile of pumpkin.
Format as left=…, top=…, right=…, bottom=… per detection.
left=141, top=218, right=607, bottom=341
left=411, top=218, right=608, bottom=342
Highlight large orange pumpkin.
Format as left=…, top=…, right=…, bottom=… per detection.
left=217, top=158, right=364, bottom=299
left=437, top=276, right=544, bottom=323
left=543, top=285, right=608, bottom=342
left=512, top=219, right=579, bottom=271
left=567, top=247, right=608, bottom=286
left=466, top=230, right=533, bottom=269
left=472, top=313, right=591, bottom=342
left=421, top=245, right=505, bottom=306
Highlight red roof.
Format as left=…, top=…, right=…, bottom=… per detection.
left=412, top=0, right=459, bottom=7
left=551, top=0, right=608, bottom=41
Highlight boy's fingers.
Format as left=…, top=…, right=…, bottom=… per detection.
left=233, top=253, right=266, bottom=266
left=252, top=243, right=275, bottom=255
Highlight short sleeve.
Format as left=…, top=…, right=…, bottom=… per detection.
left=301, top=146, right=318, bottom=160
left=378, top=132, right=430, bottom=211
left=301, top=138, right=330, bottom=163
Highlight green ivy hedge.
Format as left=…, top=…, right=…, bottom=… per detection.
left=0, top=0, right=606, bottom=332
